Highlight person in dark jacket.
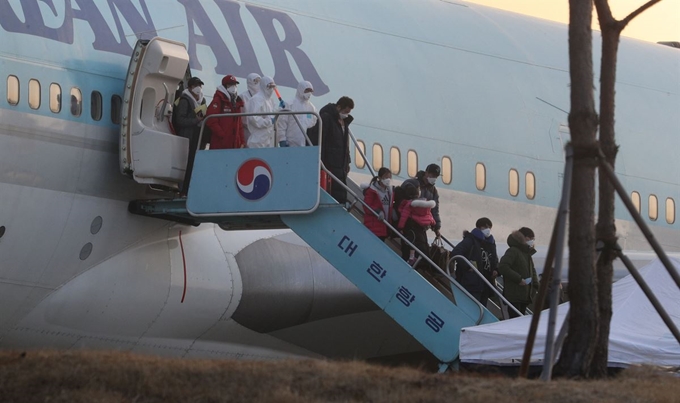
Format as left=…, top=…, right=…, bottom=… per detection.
left=416, top=164, right=442, bottom=237
left=497, top=227, right=540, bottom=318
left=451, top=217, right=499, bottom=306
left=175, top=76, right=206, bottom=196
left=317, top=96, right=354, bottom=204
left=206, top=75, right=245, bottom=149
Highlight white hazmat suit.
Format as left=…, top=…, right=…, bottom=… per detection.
left=276, top=81, right=317, bottom=147
left=246, top=76, right=276, bottom=148
left=240, top=73, right=261, bottom=143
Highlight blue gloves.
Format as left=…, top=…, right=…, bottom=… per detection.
left=270, top=117, right=276, bottom=124
left=279, top=140, right=289, bottom=147
left=279, top=99, right=286, bottom=109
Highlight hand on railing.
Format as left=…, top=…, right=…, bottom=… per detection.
left=279, top=140, right=289, bottom=147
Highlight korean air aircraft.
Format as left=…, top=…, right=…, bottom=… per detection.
left=1, top=0, right=678, bottom=363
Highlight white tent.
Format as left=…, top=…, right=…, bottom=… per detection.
left=459, top=258, right=680, bottom=368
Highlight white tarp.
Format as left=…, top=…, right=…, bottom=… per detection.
left=459, top=258, right=680, bottom=367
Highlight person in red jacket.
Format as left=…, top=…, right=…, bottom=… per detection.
left=362, top=167, right=393, bottom=240
left=206, top=75, right=245, bottom=149
left=398, top=183, right=436, bottom=265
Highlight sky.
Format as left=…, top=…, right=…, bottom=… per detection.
left=464, top=0, right=680, bottom=43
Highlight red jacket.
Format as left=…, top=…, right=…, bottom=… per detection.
left=398, top=199, right=436, bottom=230
left=206, top=91, right=245, bottom=149
left=363, top=184, right=393, bottom=237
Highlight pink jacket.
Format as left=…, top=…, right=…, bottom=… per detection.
left=398, top=199, right=436, bottom=229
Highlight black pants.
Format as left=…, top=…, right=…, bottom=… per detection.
left=328, top=167, right=347, bottom=204
left=181, top=133, right=199, bottom=194
left=507, top=301, right=528, bottom=318
left=400, top=223, right=428, bottom=262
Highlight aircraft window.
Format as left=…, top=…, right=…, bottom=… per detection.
left=28, top=79, right=40, bottom=110
left=355, top=140, right=366, bottom=169
left=666, top=198, right=675, bottom=224
left=509, top=169, right=519, bottom=197
left=49, top=83, right=61, bottom=113
left=631, top=191, right=641, bottom=214
left=372, top=144, right=383, bottom=171
left=111, top=95, right=122, bottom=124
left=649, top=194, right=658, bottom=221
left=70, top=88, right=82, bottom=116
left=91, top=91, right=103, bottom=121
left=390, top=147, right=401, bottom=175
left=475, top=163, right=486, bottom=191
left=7, top=75, right=19, bottom=105
left=526, top=172, right=536, bottom=200
left=407, top=150, right=418, bottom=178
left=442, top=156, right=452, bottom=185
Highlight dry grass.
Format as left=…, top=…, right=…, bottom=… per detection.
left=0, top=350, right=678, bottom=403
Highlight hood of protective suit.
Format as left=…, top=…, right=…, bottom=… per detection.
left=260, top=76, right=275, bottom=100
left=296, top=80, right=313, bottom=101
left=247, top=73, right=261, bottom=95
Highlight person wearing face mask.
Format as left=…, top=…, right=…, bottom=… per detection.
left=206, top=75, right=245, bottom=149
left=451, top=217, right=499, bottom=306
left=246, top=76, right=277, bottom=148
left=312, top=96, right=354, bottom=204
left=276, top=81, right=317, bottom=147
left=240, top=73, right=261, bottom=143
left=497, top=227, right=539, bottom=318
left=173, top=76, right=207, bottom=196
left=415, top=164, right=442, bottom=237
left=362, top=167, right=393, bottom=240
left=397, top=182, right=436, bottom=265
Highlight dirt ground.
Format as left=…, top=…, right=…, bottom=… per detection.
left=0, top=350, right=678, bottom=403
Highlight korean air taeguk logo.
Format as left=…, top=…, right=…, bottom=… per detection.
left=236, top=159, right=273, bottom=201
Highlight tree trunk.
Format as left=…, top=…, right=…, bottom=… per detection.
left=590, top=10, right=620, bottom=379
left=554, top=0, right=600, bottom=378
left=589, top=0, right=661, bottom=377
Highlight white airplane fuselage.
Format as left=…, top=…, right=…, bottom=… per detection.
left=0, top=0, right=678, bottom=359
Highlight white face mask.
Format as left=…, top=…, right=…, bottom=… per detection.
left=482, top=228, right=491, bottom=238
left=264, top=87, right=274, bottom=99
left=227, top=85, right=238, bottom=95
left=303, top=92, right=312, bottom=100
left=191, top=86, right=202, bottom=96
left=381, top=178, right=391, bottom=187
left=427, top=177, right=437, bottom=185
left=339, top=112, right=349, bottom=119
left=527, top=239, right=535, bottom=248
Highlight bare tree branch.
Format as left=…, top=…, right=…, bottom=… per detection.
left=593, top=0, right=615, bottom=27
left=621, top=0, right=662, bottom=29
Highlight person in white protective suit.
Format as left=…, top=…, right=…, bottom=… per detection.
left=246, top=76, right=277, bottom=148
left=276, top=81, right=317, bottom=147
left=240, top=73, right=261, bottom=143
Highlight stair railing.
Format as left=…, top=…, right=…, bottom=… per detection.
left=447, top=255, right=524, bottom=317
left=320, top=166, right=488, bottom=325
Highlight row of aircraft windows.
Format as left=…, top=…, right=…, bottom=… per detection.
left=631, top=192, right=675, bottom=224
left=356, top=141, right=676, bottom=224
left=356, top=141, right=537, bottom=200
left=6, top=76, right=123, bottom=124
left=5, top=76, right=676, bottom=226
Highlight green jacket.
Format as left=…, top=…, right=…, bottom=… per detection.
left=498, top=231, right=539, bottom=304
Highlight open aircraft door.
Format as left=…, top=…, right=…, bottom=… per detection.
left=119, top=37, right=190, bottom=187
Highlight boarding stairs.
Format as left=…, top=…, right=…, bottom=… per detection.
left=128, top=111, right=498, bottom=370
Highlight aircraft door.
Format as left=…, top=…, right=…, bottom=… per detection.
left=119, top=37, right=190, bottom=187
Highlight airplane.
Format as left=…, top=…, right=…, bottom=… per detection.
left=0, top=0, right=678, bottom=363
